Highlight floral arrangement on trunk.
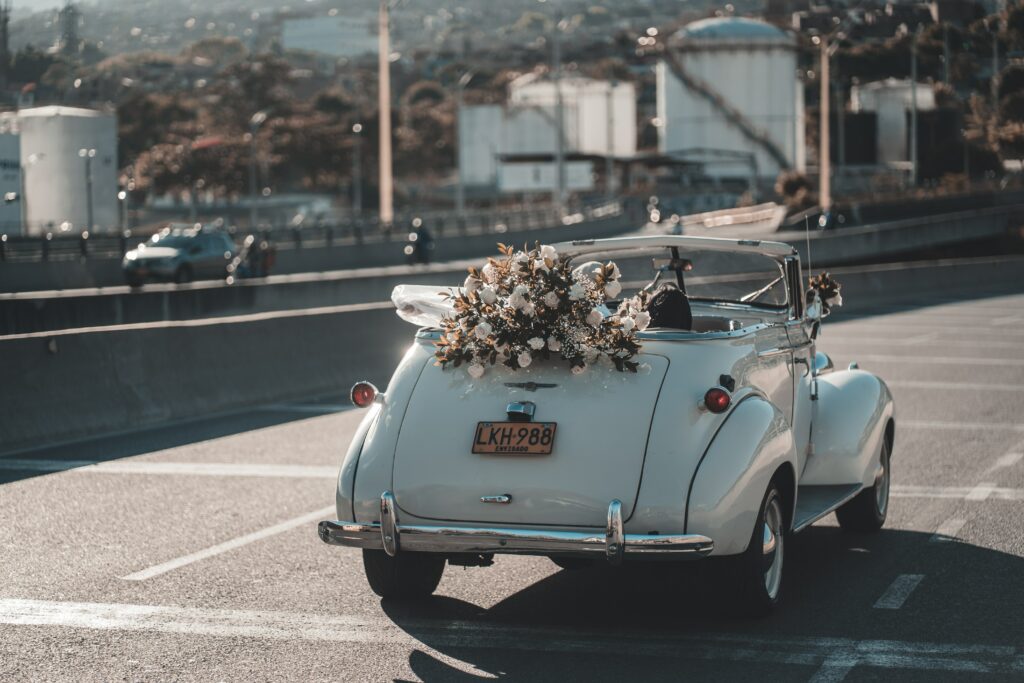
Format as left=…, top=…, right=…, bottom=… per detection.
left=807, top=272, right=843, bottom=315
left=435, top=243, right=650, bottom=378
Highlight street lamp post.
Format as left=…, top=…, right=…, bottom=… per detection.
left=378, top=0, right=394, bottom=227
left=817, top=35, right=830, bottom=213
left=352, top=123, right=363, bottom=217
left=78, top=147, right=96, bottom=232
left=249, top=111, right=268, bottom=230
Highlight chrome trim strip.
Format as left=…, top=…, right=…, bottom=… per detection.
left=480, top=494, right=512, bottom=505
left=317, top=520, right=714, bottom=559
left=380, top=491, right=399, bottom=556
left=756, top=347, right=791, bottom=358
left=606, top=500, right=625, bottom=565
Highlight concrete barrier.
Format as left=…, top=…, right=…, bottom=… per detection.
left=2, top=254, right=1021, bottom=453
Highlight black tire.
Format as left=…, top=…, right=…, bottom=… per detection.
left=730, top=482, right=786, bottom=617
left=173, top=265, right=193, bottom=284
left=362, top=549, right=446, bottom=600
left=837, top=441, right=891, bottom=533
left=549, top=557, right=597, bottom=571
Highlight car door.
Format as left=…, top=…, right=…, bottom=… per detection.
left=783, top=256, right=814, bottom=475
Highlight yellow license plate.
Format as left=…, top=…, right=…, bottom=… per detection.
left=472, top=421, right=557, bottom=455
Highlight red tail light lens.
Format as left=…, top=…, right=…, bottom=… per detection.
left=704, top=387, right=731, bottom=413
left=350, top=381, right=378, bottom=408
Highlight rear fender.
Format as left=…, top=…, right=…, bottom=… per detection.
left=350, top=341, right=433, bottom=523
left=799, top=370, right=894, bottom=487
left=686, top=396, right=798, bottom=556
left=335, top=403, right=380, bottom=521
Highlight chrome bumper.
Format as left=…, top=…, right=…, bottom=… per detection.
left=318, top=491, right=713, bottom=564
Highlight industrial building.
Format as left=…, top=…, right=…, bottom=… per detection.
left=851, top=79, right=936, bottom=165
left=459, top=75, right=636, bottom=195
left=656, top=16, right=804, bottom=182
left=1, top=106, right=119, bottom=236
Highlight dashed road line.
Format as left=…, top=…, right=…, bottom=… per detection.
left=929, top=518, right=967, bottom=543
left=873, top=574, right=925, bottom=610
left=0, top=599, right=1020, bottom=677
left=121, top=506, right=334, bottom=581
left=965, top=482, right=997, bottom=501
left=892, top=485, right=1024, bottom=501
left=985, top=452, right=1024, bottom=474
left=0, top=459, right=337, bottom=479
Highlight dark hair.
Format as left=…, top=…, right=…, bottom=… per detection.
left=646, top=283, right=692, bottom=330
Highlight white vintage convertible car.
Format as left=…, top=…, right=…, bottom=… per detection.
left=318, top=235, right=894, bottom=614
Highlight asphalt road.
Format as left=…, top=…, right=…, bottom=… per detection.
left=2, top=287, right=1024, bottom=682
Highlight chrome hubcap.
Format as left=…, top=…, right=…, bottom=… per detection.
left=762, top=497, right=784, bottom=600
left=875, top=449, right=890, bottom=516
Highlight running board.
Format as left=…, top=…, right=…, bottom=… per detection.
left=793, top=484, right=863, bottom=532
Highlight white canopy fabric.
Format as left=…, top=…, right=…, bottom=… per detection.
left=391, top=284, right=457, bottom=327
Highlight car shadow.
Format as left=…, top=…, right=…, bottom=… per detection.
left=0, top=398, right=350, bottom=485
left=381, top=526, right=1024, bottom=682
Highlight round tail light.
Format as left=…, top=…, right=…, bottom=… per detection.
left=704, top=387, right=731, bottom=414
left=350, top=381, right=379, bottom=408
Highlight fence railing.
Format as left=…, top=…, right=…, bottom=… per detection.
left=0, top=201, right=629, bottom=264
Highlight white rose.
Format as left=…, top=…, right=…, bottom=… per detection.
left=514, top=251, right=529, bottom=264
left=513, top=284, right=529, bottom=295
left=586, top=308, right=603, bottom=327
left=480, top=286, right=497, bottom=305
left=568, top=283, right=587, bottom=301
left=542, top=291, right=559, bottom=308
left=508, top=291, right=527, bottom=310
left=582, top=346, right=600, bottom=362
left=826, top=293, right=843, bottom=308
left=481, top=263, right=497, bottom=282
left=463, top=275, right=482, bottom=293
left=467, top=363, right=485, bottom=379
left=517, top=352, right=532, bottom=368
left=604, top=280, right=622, bottom=299
left=634, top=311, right=651, bottom=331
left=528, top=337, right=545, bottom=350
left=534, top=259, right=549, bottom=272
left=547, top=337, right=561, bottom=352
left=474, top=321, right=492, bottom=340
left=522, top=302, right=536, bottom=317
left=620, top=316, right=635, bottom=333
left=540, top=244, right=558, bottom=261
left=571, top=363, right=586, bottom=375
left=610, top=263, right=621, bottom=280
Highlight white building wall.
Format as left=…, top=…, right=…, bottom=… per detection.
left=658, top=44, right=800, bottom=178
left=459, top=105, right=503, bottom=187
left=19, top=107, right=118, bottom=235
left=498, top=161, right=594, bottom=193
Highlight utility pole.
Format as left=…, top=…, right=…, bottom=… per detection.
left=911, top=27, right=919, bottom=187
left=352, top=123, right=363, bottom=217
left=835, top=60, right=845, bottom=172
left=552, top=10, right=566, bottom=213
left=455, top=71, right=472, bottom=216
left=78, top=147, right=95, bottom=232
left=248, top=111, right=267, bottom=229
left=378, top=0, right=394, bottom=227
left=818, top=35, right=830, bottom=213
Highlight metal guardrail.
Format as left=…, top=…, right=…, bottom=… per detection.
left=0, top=201, right=627, bottom=264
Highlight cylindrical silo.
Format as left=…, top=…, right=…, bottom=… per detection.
left=657, top=16, right=803, bottom=180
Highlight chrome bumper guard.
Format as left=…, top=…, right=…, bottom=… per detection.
left=318, top=491, right=713, bottom=564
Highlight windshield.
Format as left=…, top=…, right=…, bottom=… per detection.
left=573, top=247, right=788, bottom=309
left=147, top=234, right=193, bottom=249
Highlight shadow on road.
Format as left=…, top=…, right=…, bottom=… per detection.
left=381, top=527, right=1024, bottom=682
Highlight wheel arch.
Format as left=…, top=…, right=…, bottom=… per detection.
left=772, top=461, right=797, bottom=533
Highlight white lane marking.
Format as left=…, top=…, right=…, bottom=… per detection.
left=886, top=380, right=1024, bottom=392
left=832, top=354, right=1024, bottom=367
left=986, top=452, right=1024, bottom=474
left=121, top=506, right=334, bottom=581
left=0, top=459, right=337, bottom=478
left=993, top=315, right=1024, bottom=326
left=807, top=657, right=856, bottom=683
left=929, top=518, right=967, bottom=543
left=903, top=420, right=1024, bottom=432
left=965, top=482, right=997, bottom=501
left=824, top=336, right=1024, bottom=350
left=0, top=599, right=1019, bottom=675
left=892, top=485, right=1024, bottom=501
left=873, top=574, right=925, bottom=610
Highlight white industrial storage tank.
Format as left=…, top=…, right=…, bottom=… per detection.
left=657, top=16, right=803, bottom=180
left=18, top=106, right=118, bottom=235
left=0, top=114, right=20, bottom=235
